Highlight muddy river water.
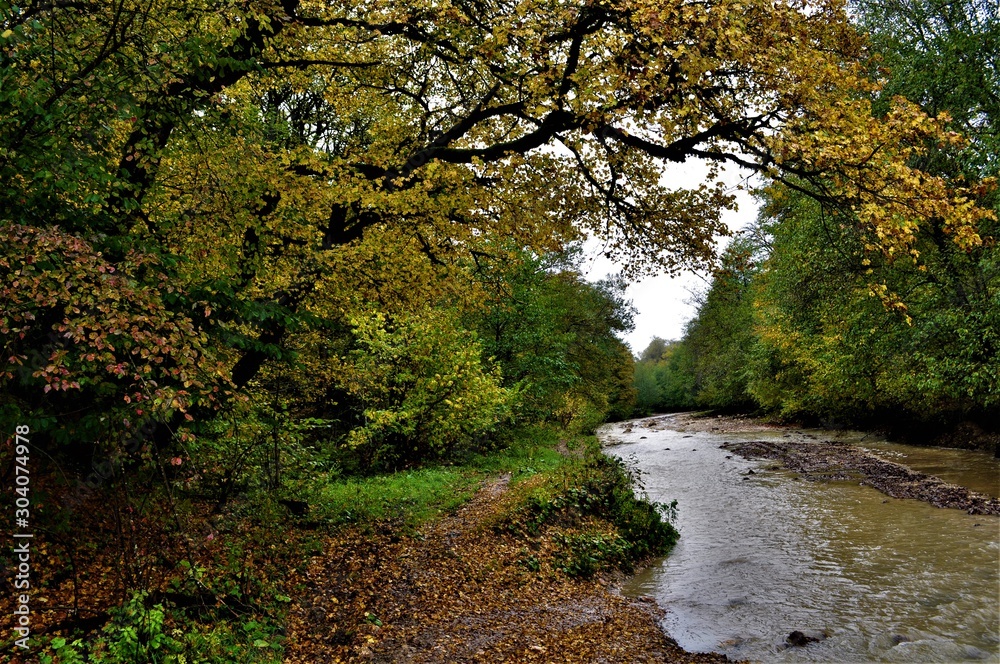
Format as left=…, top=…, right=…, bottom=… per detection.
left=602, top=416, right=1000, bottom=663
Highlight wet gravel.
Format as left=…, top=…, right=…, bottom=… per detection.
left=721, top=439, right=1000, bottom=516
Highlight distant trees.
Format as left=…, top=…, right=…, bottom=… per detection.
left=639, top=0, right=999, bottom=439
left=470, top=250, right=638, bottom=431
left=633, top=338, right=697, bottom=415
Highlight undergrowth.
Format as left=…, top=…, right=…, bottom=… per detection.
left=17, top=425, right=678, bottom=662
left=487, top=434, right=679, bottom=576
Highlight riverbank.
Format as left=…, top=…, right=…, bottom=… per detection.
left=283, top=454, right=735, bottom=663
left=722, top=438, right=1000, bottom=515
left=640, top=412, right=1000, bottom=515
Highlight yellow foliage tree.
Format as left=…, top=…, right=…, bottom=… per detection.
left=1, top=0, right=994, bottom=434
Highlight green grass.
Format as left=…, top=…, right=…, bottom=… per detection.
left=303, top=423, right=678, bottom=578
left=301, top=424, right=678, bottom=579
left=306, top=425, right=573, bottom=531
left=464, top=426, right=569, bottom=477
left=312, top=467, right=481, bottom=529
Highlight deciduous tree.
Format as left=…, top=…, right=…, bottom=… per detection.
left=1, top=0, right=993, bottom=444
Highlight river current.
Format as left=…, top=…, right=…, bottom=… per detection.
left=602, top=415, right=1000, bottom=663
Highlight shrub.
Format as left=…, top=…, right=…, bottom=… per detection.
left=337, top=307, right=516, bottom=467
left=496, top=442, right=679, bottom=574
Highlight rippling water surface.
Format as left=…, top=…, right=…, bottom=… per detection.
left=608, top=416, right=1000, bottom=663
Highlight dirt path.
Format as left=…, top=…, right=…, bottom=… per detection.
left=283, top=475, right=734, bottom=663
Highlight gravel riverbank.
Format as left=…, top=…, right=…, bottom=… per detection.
left=634, top=412, right=999, bottom=515
left=721, top=438, right=1000, bottom=515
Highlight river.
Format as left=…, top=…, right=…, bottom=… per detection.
left=601, top=415, right=1000, bottom=663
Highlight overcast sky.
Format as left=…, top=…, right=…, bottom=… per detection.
left=582, top=162, right=761, bottom=356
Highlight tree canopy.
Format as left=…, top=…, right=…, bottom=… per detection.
left=2, top=0, right=995, bottom=444
left=639, top=0, right=998, bottom=439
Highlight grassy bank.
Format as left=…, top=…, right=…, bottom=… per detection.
left=283, top=427, right=690, bottom=662
left=12, top=426, right=679, bottom=663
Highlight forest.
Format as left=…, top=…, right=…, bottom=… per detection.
left=0, top=0, right=995, bottom=660
left=633, top=0, right=998, bottom=451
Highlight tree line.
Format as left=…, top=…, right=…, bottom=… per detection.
left=3, top=0, right=992, bottom=462
left=633, top=0, right=998, bottom=448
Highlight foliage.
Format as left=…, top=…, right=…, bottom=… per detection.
left=655, top=342, right=698, bottom=410
left=633, top=338, right=697, bottom=414
left=747, top=180, right=999, bottom=425
left=36, top=590, right=285, bottom=663
left=468, top=249, right=638, bottom=427
left=92, top=592, right=181, bottom=662
left=2, top=0, right=992, bottom=447
left=852, top=0, right=1000, bottom=176
left=495, top=442, right=679, bottom=573
left=337, top=306, right=515, bottom=467
left=469, top=251, right=580, bottom=419
left=748, top=0, right=999, bottom=429
left=553, top=531, right=630, bottom=578
left=638, top=0, right=998, bottom=437
left=681, top=240, right=760, bottom=410
left=633, top=359, right=662, bottom=414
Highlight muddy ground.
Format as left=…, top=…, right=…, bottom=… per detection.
left=283, top=475, right=735, bottom=663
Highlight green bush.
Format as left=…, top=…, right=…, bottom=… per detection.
left=339, top=307, right=516, bottom=467
left=503, top=444, right=679, bottom=573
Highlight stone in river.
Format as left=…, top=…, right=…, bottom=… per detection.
left=785, top=631, right=814, bottom=647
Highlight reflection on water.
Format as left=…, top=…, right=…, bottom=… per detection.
left=608, top=417, right=1000, bottom=663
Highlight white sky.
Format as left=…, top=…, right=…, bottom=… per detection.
left=581, top=161, right=760, bottom=356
